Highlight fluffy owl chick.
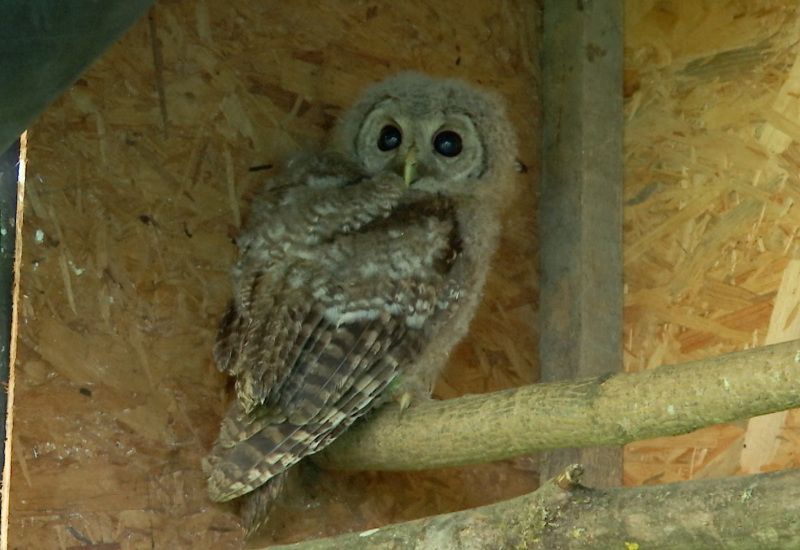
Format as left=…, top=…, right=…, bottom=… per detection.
left=204, top=72, right=517, bottom=533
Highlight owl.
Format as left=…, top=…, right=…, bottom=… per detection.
left=203, top=72, right=517, bottom=533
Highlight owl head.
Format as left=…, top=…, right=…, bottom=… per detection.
left=333, top=73, right=517, bottom=199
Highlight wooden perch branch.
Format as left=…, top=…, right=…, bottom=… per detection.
left=314, top=339, right=800, bottom=472
left=260, top=465, right=800, bottom=550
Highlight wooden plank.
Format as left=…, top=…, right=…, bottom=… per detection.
left=736, top=45, right=800, bottom=475
left=623, top=3, right=800, bottom=486
left=739, top=260, right=800, bottom=473
left=539, top=0, right=623, bottom=487
left=7, top=1, right=541, bottom=546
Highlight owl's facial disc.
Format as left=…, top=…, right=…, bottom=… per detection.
left=355, top=99, right=485, bottom=187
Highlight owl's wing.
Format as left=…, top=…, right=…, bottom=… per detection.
left=205, top=305, right=423, bottom=502
left=205, top=191, right=461, bottom=503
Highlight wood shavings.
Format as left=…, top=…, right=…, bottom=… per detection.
left=9, top=1, right=540, bottom=548
left=57, top=251, right=76, bottom=315
left=223, top=145, right=240, bottom=228
left=624, top=0, right=800, bottom=487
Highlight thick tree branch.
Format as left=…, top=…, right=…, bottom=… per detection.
left=259, top=465, right=800, bottom=550
left=314, top=339, right=800, bottom=471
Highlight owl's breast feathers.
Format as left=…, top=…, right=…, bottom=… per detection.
left=352, top=192, right=463, bottom=275
left=205, top=183, right=464, bottom=503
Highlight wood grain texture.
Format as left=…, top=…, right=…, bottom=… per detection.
left=623, top=0, right=800, bottom=488
left=316, top=339, right=800, bottom=472
left=539, top=0, right=624, bottom=487
left=739, top=260, right=800, bottom=473
left=7, top=1, right=540, bottom=547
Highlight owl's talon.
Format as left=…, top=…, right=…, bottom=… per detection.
left=397, top=391, right=414, bottom=411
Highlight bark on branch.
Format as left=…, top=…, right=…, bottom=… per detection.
left=259, top=465, right=800, bottom=550
left=314, top=339, right=800, bottom=471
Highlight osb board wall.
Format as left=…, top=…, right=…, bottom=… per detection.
left=624, top=1, right=800, bottom=485
left=8, top=1, right=540, bottom=549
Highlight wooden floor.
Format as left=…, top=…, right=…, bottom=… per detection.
left=7, top=1, right=800, bottom=549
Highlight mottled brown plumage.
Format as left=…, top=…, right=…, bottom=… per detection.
left=203, top=73, right=517, bottom=534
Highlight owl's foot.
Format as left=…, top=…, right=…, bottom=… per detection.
left=395, top=388, right=436, bottom=411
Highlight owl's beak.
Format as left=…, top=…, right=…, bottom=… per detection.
left=403, top=144, right=419, bottom=186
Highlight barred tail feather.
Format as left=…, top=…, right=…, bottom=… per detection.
left=238, top=472, right=286, bottom=536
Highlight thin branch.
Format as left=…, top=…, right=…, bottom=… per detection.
left=314, top=339, right=800, bottom=471
left=258, top=465, right=800, bottom=550
left=258, top=465, right=580, bottom=550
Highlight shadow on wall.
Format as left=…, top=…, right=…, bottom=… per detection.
left=0, top=1, right=156, bottom=152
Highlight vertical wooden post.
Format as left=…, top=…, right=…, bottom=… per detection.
left=539, top=0, right=623, bottom=487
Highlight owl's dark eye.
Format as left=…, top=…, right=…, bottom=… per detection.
left=377, top=125, right=402, bottom=151
left=433, top=130, right=463, bottom=157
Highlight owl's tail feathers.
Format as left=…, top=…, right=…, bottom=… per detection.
left=203, top=419, right=299, bottom=503
left=238, top=472, right=286, bottom=537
